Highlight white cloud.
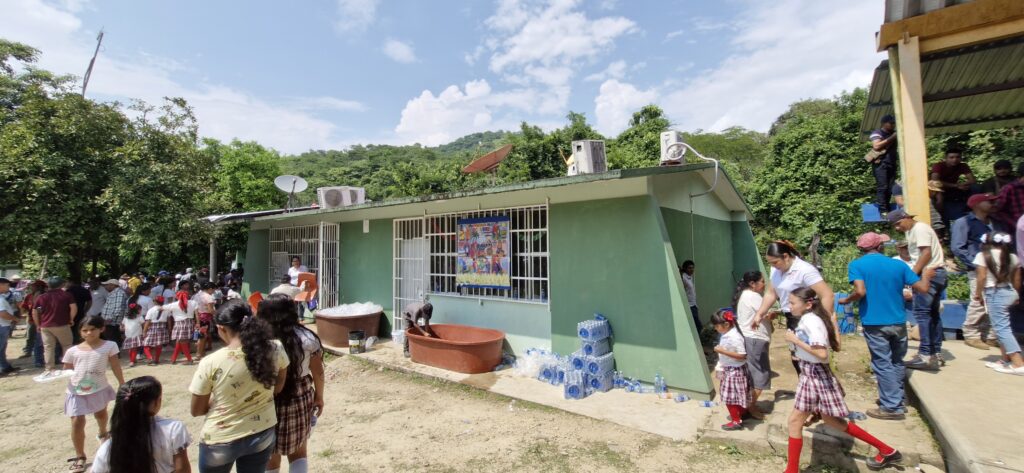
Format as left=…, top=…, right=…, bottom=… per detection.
left=664, top=30, right=684, bottom=42
left=382, top=38, right=417, bottom=63
left=594, top=79, right=657, bottom=136
left=1, top=0, right=362, bottom=154
left=334, top=0, right=379, bottom=33
left=585, top=60, right=627, bottom=82
left=293, top=96, right=368, bottom=112
left=661, top=0, right=880, bottom=133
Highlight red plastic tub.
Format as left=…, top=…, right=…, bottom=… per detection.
left=406, top=324, right=505, bottom=374
left=315, top=311, right=382, bottom=348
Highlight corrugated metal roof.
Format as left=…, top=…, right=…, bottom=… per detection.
left=861, top=35, right=1024, bottom=137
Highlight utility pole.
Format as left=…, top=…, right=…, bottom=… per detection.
left=81, top=29, right=104, bottom=97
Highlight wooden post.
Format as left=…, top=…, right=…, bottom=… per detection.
left=891, top=36, right=931, bottom=224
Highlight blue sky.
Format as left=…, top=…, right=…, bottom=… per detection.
left=2, top=0, right=885, bottom=153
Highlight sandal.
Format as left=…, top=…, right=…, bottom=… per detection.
left=67, top=456, right=86, bottom=473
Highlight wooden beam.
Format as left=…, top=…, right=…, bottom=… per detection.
left=877, top=0, right=1024, bottom=51
left=919, top=16, right=1024, bottom=53
left=892, top=37, right=931, bottom=226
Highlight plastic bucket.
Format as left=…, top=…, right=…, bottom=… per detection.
left=348, top=330, right=366, bottom=354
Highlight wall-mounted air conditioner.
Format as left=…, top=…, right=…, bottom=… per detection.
left=660, top=131, right=685, bottom=165
left=317, top=186, right=366, bottom=209
left=569, top=140, right=607, bottom=176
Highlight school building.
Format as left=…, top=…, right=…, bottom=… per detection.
left=234, top=164, right=761, bottom=396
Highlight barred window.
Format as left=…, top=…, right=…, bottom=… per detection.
left=393, top=204, right=549, bottom=307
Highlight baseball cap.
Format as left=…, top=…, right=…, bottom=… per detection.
left=102, top=279, right=119, bottom=285
left=857, top=232, right=891, bottom=250
left=10, top=274, right=21, bottom=280
left=886, top=208, right=914, bottom=224
left=967, top=193, right=997, bottom=209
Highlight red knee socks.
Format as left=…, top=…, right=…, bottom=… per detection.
left=171, top=342, right=192, bottom=363
left=785, top=436, right=803, bottom=473
left=846, top=422, right=895, bottom=456
left=726, top=404, right=745, bottom=423
left=128, top=349, right=137, bottom=363
left=148, top=346, right=162, bottom=363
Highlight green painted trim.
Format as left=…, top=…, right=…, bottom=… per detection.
left=660, top=207, right=737, bottom=319
left=242, top=229, right=269, bottom=297
left=338, top=219, right=393, bottom=317
left=550, top=195, right=714, bottom=396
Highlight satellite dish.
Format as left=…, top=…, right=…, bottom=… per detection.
left=274, top=175, right=308, bottom=210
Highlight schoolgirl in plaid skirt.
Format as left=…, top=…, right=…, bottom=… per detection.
left=784, top=287, right=901, bottom=472
left=711, top=309, right=749, bottom=431
left=142, top=296, right=169, bottom=365
left=257, top=293, right=326, bottom=473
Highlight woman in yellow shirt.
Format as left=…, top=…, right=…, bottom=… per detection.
left=189, top=300, right=289, bottom=473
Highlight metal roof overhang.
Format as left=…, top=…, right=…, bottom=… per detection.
left=248, top=164, right=753, bottom=230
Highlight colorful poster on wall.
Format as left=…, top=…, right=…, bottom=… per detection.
left=456, top=216, right=511, bottom=289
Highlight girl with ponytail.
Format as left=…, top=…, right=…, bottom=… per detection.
left=711, top=309, right=749, bottom=431
left=733, top=270, right=771, bottom=420
left=91, top=376, right=192, bottom=473
left=258, top=294, right=325, bottom=473
left=122, top=289, right=145, bottom=368
left=783, top=287, right=901, bottom=472
left=166, top=290, right=198, bottom=365
left=189, top=300, right=288, bottom=473
left=142, top=296, right=170, bottom=365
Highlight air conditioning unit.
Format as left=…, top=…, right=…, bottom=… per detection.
left=317, top=186, right=366, bottom=209
left=569, top=140, right=607, bottom=176
left=660, top=131, right=685, bottom=165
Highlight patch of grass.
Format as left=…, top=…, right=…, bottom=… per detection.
left=636, top=436, right=667, bottom=454
left=323, top=351, right=339, bottom=364
left=583, top=441, right=635, bottom=470
left=0, top=446, right=33, bottom=463
left=318, top=448, right=335, bottom=458
left=513, top=440, right=572, bottom=473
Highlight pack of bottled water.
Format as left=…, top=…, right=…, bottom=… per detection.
left=588, top=370, right=614, bottom=392
left=577, top=318, right=611, bottom=342
left=586, top=352, right=615, bottom=375
left=515, top=348, right=555, bottom=379
left=569, top=350, right=587, bottom=371
left=581, top=338, right=610, bottom=356
left=563, top=369, right=590, bottom=400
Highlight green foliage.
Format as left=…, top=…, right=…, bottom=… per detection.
left=946, top=273, right=970, bottom=301
left=820, top=244, right=861, bottom=292
left=607, top=105, right=669, bottom=170
left=926, top=128, right=1024, bottom=185
left=746, top=89, right=876, bottom=249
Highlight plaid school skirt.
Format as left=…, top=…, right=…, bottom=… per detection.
left=716, top=365, right=750, bottom=408
left=794, top=360, right=848, bottom=418
left=142, top=322, right=169, bottom=347
left=274, top=375, right=316, bottom=455
left=170, top=319, right=193, bottom=342
left=122, top=335, right=143, bottom=350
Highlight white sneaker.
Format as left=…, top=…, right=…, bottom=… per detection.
left=986, top=360, right=1011, bottom=370
left=994, top=365, right=1024, bottom=376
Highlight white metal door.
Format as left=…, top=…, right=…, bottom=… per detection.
left=393, top=218, right=425, bottom=328
left=269, top=223, right=339, bottom=309
left=318, top=222, right=339, bottom=308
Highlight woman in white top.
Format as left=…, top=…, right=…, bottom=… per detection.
left=257, top=293, right=325, bottom=473
left=733, top=270, right=770, bottom=419
left=91, top=376, right=191, bottom=473
left=972, top=231, right=1024, bottom=375
left=287, top=257, right=308, bottom=286
left=752, top=240, right=836, bottom=373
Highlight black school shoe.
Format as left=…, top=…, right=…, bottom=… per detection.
left=867, top=408, right=906, bottom=421
left=866, top=450, right=902, bottom=470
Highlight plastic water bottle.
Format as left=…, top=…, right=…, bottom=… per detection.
left=570, top=350, right=587, bottom=371
left=582, top=338, right=610, bottom=356
left=586, top=352, right=615, bottom=375
left=674, top=394, right=690, bottom=403
left=588, top=370, right=614, bottom=393
left=699, top=400, right=717, bottom=407
left=847, top=411, right=867, bottom=421
left=594, top=313, right=612, bottom=336
left=654, top=373, right=667, bottom=395
left=638, top=384, right=655, bottom=394
left=578, top=319, right=610, bottom=341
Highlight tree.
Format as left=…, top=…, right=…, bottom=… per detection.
left=607, top=105, right=670, bottom=169
left=746, top=89, right=874, bottom=248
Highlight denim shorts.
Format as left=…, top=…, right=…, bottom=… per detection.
left=198, top=428, right=276, bottom=473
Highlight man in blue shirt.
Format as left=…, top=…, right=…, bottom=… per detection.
left=840, top=232, right=930, bottom=420
left=869, top=115, right=899, bottom=213
left=950, top=193, right=1005, bottom=350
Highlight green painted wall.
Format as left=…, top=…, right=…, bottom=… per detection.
left=339, top=219, right=394, bottom=332
left=550, top=196, right=713, bottom=396
left=429, top=295, right=551, bottom=354
left=731, top=220, right=764, bottom=280
left=660, top=208, right=736, bottom=319
left=242, top=229, right=270, bottom=296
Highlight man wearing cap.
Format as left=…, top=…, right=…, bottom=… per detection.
left=33, top=277, right=76, bottom=377
left=981, top=159, right=1016, bottom=195
left=100, top=278, right=128, bottom=349
left=888, top=208, right=948, bottom=370
left=869, top=115, right=899, bottom=214
left=951, top=193, right=1005, bottom=350
left=839, top=233, right=931, bottom=419
left=0, top=278, right=21, bottom=376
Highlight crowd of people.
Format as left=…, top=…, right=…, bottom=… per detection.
left=0, top=263, right=323, bottom=473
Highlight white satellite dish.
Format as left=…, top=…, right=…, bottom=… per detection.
left=274, top=175, right=308, bottom=210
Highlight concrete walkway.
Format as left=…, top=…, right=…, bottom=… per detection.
left=907, top=340, right=1024, bottom=473
left=325, top=339, right=714, bottom=442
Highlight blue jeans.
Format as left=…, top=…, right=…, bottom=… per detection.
left=912, top=267, right=947, bottom=357
left=864, top=325, right=908, bottom=412
left=198, top=427, right=275, bottom=473
left=984, top=286, right=1022, bottom=355
left=0, top=325, right=12, bottom=371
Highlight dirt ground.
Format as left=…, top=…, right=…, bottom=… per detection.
left=0, top=323, right=817, bottom=473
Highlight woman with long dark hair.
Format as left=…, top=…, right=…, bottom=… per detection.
left=189, top=300, right=288, bottom=473
left=91, top=376, right=192, bottom=473
left=258, top=294, right=325, bottom=473
left=752, top=241, right=837, bottom=373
